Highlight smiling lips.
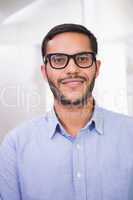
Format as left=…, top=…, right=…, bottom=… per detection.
left=60, top=78, right=85, bottom=87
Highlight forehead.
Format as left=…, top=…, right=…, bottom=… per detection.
left=46, top=32, right=92, bottom=54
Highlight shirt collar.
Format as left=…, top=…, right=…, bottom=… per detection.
left=45, top=107, right=60, bottom=139
left=46, top=104, right=104, bottom=139
left=90, top=105, right=104, bottom=135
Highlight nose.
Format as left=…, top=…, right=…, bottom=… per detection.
left=65, top=57, right=79, bottom=74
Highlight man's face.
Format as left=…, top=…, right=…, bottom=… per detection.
left=41, top=32, right=100, bottom=106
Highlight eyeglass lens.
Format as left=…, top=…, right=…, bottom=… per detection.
left=46, top=52, right=95, bottom=69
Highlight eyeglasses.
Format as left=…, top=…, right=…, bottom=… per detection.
left=44, top=52, right=96, bottom=69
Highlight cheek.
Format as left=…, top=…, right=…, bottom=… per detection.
left=47, top=65, right=65, bottom=77
left=46, top=67, right=62, bottom=83
left=83, top=67, right=96, bottom=81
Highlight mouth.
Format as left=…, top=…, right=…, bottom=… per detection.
left=60, top=78, right=85, bottom=87
left=61, top=78, right=84, bottom=84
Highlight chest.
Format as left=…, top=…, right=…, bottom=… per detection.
left=18, top=134, right=133, bottom=200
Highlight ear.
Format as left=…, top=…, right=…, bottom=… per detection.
left=95, top=60, right=101, bottom=78
left=41, top=64, right=47, bottom=80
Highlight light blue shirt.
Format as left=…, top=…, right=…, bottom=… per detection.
left=0, top=105, right=133, bottom=200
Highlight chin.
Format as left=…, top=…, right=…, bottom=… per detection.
left=62, top=95, right=82, bottom=102
left=59, top=93, right=88, bottom=106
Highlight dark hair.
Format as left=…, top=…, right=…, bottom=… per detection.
left=41, top=23, right=98, bottom=58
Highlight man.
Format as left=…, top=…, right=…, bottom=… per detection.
left=0, top=23, right=133, bottom=200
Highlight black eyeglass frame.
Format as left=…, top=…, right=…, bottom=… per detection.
left=43, top=52, right=96, bottom=69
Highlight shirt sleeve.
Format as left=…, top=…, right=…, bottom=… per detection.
left=0, top=132, right=21, bottom=200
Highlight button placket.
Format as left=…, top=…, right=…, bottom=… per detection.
left=72, top=135, right=87, bottom=200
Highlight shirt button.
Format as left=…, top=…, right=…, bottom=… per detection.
left=77, top=172, right=81, bottom=178
left=76, top=144, right=81, bottom=149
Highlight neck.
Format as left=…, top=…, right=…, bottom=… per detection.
left=54, top=96, right=94, bottom=137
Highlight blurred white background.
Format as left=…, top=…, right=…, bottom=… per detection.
left=0, top=0, right=133, bottom=142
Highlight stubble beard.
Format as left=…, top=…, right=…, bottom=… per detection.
left=46, top=74, right=96, bottom=108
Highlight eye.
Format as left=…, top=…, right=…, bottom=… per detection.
left=51, top=55, right=67, bottom=65
left=76, top=54, right=91, bottom=63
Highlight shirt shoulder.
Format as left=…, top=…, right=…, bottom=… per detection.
left=98, top=106, right=133, bottom=133
left=0, top=112, right=53, bottom=150
left=100, top=107, right=133, bottom=121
